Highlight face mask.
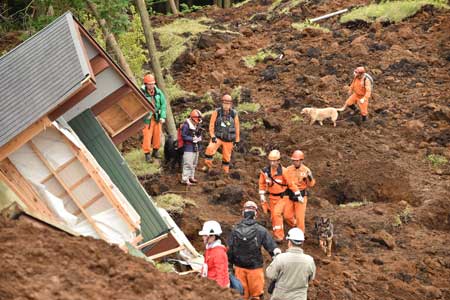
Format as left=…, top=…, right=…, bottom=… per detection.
left=243, top=211, right=256, bottom=219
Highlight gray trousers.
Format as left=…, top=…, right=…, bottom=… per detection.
left=182, top=151, right=199, bottom=181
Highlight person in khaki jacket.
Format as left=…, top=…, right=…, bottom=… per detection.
left=266, top=228, right=316, bottom=300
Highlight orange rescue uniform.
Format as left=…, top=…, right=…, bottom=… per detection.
left=142, top=118, right=161, bottom=154
left=285, top=164, right=316, bottom=233
left=345, top=75, right=372, bottom=116
left=259, top=165, right=299, bottom=240
left=204, top=108, right=240, bottom=173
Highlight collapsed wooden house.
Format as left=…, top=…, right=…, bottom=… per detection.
left=0, top=12, right=199, bottom=262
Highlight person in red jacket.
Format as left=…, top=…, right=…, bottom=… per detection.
left=199, top=220, right=230, bottom=288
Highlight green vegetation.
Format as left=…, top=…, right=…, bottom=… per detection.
left=243, top=49, right=278, bottom=68
left=292, top=20, right=330, bottom=32
left=241, top=118, right=263, bottom=130
left=291, top=114, right=303, bottom=122
left=340, top=0, right=449, bottom=23
left=153, top=17, right=211, bottom=70
left=155, top=262, right=176, bottom=272
left=237, top=102, right=261, bottom=113
left=175, top=108, right=192, bottom=125
left=269, top=0, right=305, bottom=14
left=165, top=74, right=193, bottom=100
left=179, top=3, right=205, bottom=13
left=392, top=206, right=412, bottom=227
left=200, top=92, right=215, bottom=105
left=231, top=86, right=242, bottom=103
left=154, top=193, right=197, bottom=215
left=124, top=149, right=161, bottom=176
left=339, top=201, right=371, bottom=208
left=250, top=146, right=267, bottom=156
left=234, top=0, right=253, bottom=8
left=426, top=154, right=448, bottom=168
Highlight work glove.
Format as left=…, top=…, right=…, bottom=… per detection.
left=307, top=170, right=313, bottom=181
left=296, top=193, right=304, bottom=203
left=212, top=137, right=217, bottom=143
left=233, top=141, right=239, bottom=147
left=160, top=118, right=166, bottom=124
left=273, top=248, right=282, bottom=256
left=359, top=98, right=365, bottom=104
left=193, top=136, right=202, bottom=143
left=260, top=194, right=266, bottom=202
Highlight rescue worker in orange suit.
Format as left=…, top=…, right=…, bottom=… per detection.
left=259, top=150, right=302, bottom=242
left=204, top=94, right=240, bottom=174
left=285, top=150, right=316, bottom=234
left=141, top=74, right=167, bottom=162
left=228, top=201, right=281, bottom=300
left=344, top=66, right=372, bottom=122
left=199, top=220, right=230, bottom=288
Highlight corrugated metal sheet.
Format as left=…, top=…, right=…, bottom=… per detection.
left=68, top=110, right=169, bottom=242
left=0, top=12, right=89, bottom=147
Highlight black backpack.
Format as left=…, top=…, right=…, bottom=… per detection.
left=231, top=223, right=260, bottom=267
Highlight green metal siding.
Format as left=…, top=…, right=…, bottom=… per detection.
left=68, top=110, right=168, bottom=242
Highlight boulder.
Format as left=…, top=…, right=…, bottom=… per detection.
left=261, top=65, right=278, bottom=81
left=262, top=117, right=282, bottom=132
left=208, top=185, right=243, bottom=205
left=197, top=32, right=233, bottom=49
left=371, top=230, right=396, bottom=249
left=306, top=47, right=321, bottom=58
left=405, top=120, right=424, bottom=131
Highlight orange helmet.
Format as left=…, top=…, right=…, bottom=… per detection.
left=222, top=94, right=232, bottom=104
left=190, top=109, right=202, bottom=123
left=243, top=201, right=258, bottom=211
left=354, top=67, right=365, bottom=75
left=143, top=74, right=156, bottom=84
left=291, top=150, right=304, bottom=160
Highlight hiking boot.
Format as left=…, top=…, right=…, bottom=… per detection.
left=145, top=153, right=152, bottom=163
left=189, top=178, right=198, bottom=184
left=362, top=115, right=368, bottom=122
left=152, top=149, right=161, bottom=159
left=180, top=179, right=193, bottom=186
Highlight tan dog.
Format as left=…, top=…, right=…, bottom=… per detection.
left=301, top=107, right=345, bottom=127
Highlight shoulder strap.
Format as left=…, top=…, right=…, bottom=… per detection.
left=263, top=166, right=288, bottom=187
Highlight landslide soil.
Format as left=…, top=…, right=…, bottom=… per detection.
left=147, top=1, right=450, bottom=299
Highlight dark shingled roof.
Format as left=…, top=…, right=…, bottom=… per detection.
left=0, top=12, right=90, bottom=147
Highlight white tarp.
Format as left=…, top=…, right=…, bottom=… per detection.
left=8, top=124, right=140, bottom=245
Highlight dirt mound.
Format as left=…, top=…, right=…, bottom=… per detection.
left=0, top=217, right=236, bottom=300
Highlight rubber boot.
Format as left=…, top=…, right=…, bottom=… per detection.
left=362, top=115, right=368, bottom=122
left=152, top=149, right=161, bottom=159
left=145, top=153, right=152, bottom=163
left=349, top=104, right=357, bottom=115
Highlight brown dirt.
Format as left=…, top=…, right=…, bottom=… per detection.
left=0, top=217, right=237, bottom=300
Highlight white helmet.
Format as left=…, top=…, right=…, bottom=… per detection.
left=286, top=228, right=305, bottom=244
left=198, top=220, right=222, bottom=236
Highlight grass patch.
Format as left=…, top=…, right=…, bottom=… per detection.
left=175, top=108, right=192, bottom=125
left=241, top=118, right=263, bottom=130
left=155, top=262, right=176, bottom=273
left=154, top=17, right=212, bottom=70
left=233, top=0, right=252, bottom=8
left=124, top=149, right=160, bottom=176
left=270, top=0, right=305, bottom=14
left=237, top=102, right=261, bottom=113
left=339, top=201, right=371, bottom=208
left=231, top=86, right=242, bottom=103
left=392, top=206, right=412, bottom=228
left=340, top=0, right=449, bottom=23
left=250, top=146, right=266, bottom=156
left=426, top=154, right=448, bottom=168
left=213, top=152, right=223, bottom=162
left=154, top=193, right=197, bottom=215
left=200, top=92, right=215, bottom=105
left=292, top=20, right=330, bottom=32
left=243, top=49, right=277, bottom=68
left=165, top=74, right=193, bottom=100
left=291, top=114, right=303, bottom=122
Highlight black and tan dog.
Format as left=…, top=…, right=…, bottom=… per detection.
left=314, top=216, right=334, bottom=257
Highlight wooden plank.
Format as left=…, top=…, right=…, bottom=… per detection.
left=119, top=94, right=147, bottom=119
left=40, top=173, right=54, bottom=184
left=90, top=55, right=109, bottom=75
left=48, top=78, right=96, bottom=121
left=111, top=118, right=145, bottom=145
left=0, top=159, right=55, bottom=219
left=28, top=141, right=107, bottom=240
left=56, top=130, right=138, bottom=231
left=148, top=246, right=184, bottom=261
left=96, top=115, right=115, bottom=136
left=74, top=192, right=103, bottom=216
left=55, top=156, right=77, bottom=173
left=98, top=104, right=132, bottom=133
left=55, top=174, right=90, bottom=198
left=91, top=85, right=132, bottom=116
left=111, top=112, right=148, bottom=138
left=74, top=23, right=96, bottom=82
left=137, top=233, right=169, bottom=250
left=0, top=117, right=52, bottom=161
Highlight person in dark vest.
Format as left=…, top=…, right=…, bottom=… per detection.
left=228, top=201, right=281, bottom=300
left=203, top=94, right=240, bottom=174
left=141, top=74, right=166, bottom=162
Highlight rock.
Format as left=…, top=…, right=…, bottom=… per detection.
left=351, top=35, right=367, bottom=46
left=240, top=28, right=253, bottom=37
left=351, top=44, right=369, bottom=56
left=281, top=98, right=298, bottom=109
left=405, top=120, right=424, bottom=131
left=310, top=58, right=320, bottom=65
left=320, top=75, right=338, bottom=87
left=375, top=144, right=390, bottom=153
left=371, top=230, right=396, bottom=249
left=419, top=285, right=442, bottom=299
left=261, top=65, right=277, bottom=81
left=283, top=49, right=297, bottom=58
left=197, top=32, right=233, bottom=49
left=172, top=51, right=197, bottom=72
left=215, top=180, right=226, bottom=188
left=240, top=87, right=252, bottom=103
left=262, top=117, right=282, bottom=132
left=210, top=71, right=224, bottom=84
left=306, top=47, right=321, bottom=58
left=214, top=48, right=227, bottom=58
left=229, top=171, right=241, bottom=180
left=316, top=197, right=332, bottom=209
left=251, top=13, right=268, bottom=21
left=419, top=141, right=429, bottom=149
left=373, top=258, right=384, bottom=265
left=398, top=27, right=414, bottom=39
left=208, top=185, right=243, bottom=205
left=373, top=207, right=385, bottom=215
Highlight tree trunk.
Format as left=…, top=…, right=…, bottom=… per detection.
left=223, top=0, right=231, bottom=8
left=85, top=0, right=137, bottom=84
left=134, top=0, right=177, bottom=140
left=168, top=0, right=180, bottom=15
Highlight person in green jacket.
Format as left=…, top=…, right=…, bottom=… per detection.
left=141, top=74, right=167, bottom=162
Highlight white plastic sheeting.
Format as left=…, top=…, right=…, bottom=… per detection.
left=8, top=123, right=140, bottom=245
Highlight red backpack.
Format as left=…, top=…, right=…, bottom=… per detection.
left=177, top=124, right=184, bottom=150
